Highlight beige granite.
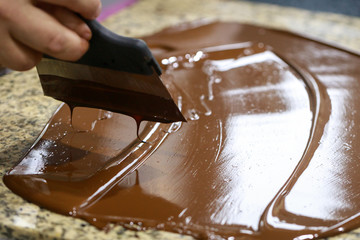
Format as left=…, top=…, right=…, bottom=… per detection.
left=0, top=0, right=360, bottom=239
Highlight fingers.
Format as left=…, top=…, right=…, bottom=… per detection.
left=38, top=0, right=102, bottom=19
left=0, top=0, right=99, bottom=70
left=9, top=4, right=89, bottom=61
left=40, top=4, right=92, bottom=40
left=0, top=32, right=42, bottom=71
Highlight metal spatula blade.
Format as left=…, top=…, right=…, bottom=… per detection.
left=36, top=20, right=186, bottom=123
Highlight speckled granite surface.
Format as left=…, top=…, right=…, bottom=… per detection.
left=0, top=0, right=360, bottom=239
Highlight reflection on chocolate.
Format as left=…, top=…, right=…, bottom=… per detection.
left=4, top=22, right=360, bottom=239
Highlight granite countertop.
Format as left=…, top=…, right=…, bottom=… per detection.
left=1, top=0, right=360, bottom=239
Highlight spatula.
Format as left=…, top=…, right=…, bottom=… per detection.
left=36, top=19, right=186, bottom=123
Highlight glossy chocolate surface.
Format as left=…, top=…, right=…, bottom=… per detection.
left=4, top=22, right=360, bottom=239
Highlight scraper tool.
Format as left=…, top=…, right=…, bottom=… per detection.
left=36, top=20, right=186, bottom=123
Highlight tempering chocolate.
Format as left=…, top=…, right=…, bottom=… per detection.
left=4, top=22, right=360, bottom=239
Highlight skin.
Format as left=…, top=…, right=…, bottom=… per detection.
left=0, top=0, right=102, bottom=71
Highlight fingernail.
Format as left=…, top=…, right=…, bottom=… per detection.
left=93, top=2, right=102, bottom=19
left=73, top=39, right=89, bottom=61
left=81, top=26, right=92, bottom=40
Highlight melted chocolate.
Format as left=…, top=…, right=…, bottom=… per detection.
left=4, top=22, right=360, bottom=239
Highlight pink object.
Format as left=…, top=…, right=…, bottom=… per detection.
left=97, top=0, right=138, bottom=22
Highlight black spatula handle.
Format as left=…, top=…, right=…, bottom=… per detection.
left=47, top=20, right=162, bottom=76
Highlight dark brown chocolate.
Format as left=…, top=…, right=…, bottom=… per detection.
left=4, top=22, right=360, bottom=239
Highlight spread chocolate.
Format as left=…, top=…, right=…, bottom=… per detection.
left=4, top=22, right=360, bottom=239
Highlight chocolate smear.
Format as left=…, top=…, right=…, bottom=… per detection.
left=4, top=22, right=360, bottom=239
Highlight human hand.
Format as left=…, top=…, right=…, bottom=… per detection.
left=0, top=0, right=102, bottom=71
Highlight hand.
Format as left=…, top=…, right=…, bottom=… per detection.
left=0, top=0, right=102, bottom=71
